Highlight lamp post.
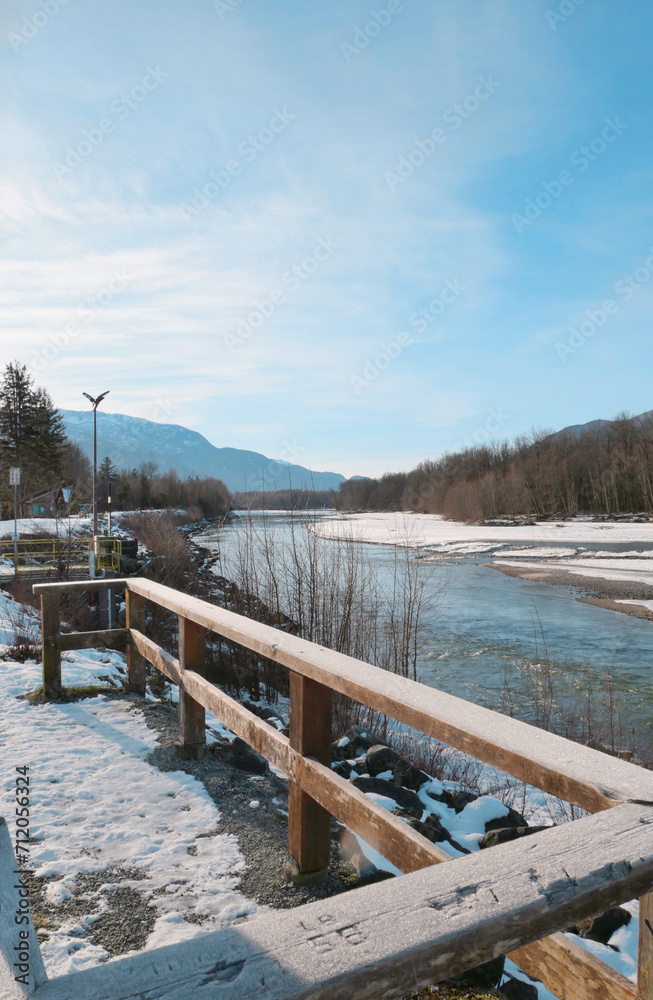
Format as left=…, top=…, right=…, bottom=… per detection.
left=82, top=391, right=110, bottom=539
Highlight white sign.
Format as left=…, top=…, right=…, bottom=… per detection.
left=9, top=468, right=20, bottom=486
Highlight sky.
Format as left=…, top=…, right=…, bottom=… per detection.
left=1, top=0, right=652, bottom=479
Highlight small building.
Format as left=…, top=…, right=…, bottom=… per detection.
left=21, top=486, right=67, bottom=518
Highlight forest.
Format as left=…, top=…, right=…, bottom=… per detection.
left=338, top=410, right=653, bottom=520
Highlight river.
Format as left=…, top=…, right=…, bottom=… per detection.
left=194, top=511, right=653, bottom=757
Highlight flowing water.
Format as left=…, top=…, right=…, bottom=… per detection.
left=195, top=512, right=653, bottom=755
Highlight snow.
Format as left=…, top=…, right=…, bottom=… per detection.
left=0, top=592, right=263, bottom=979
left=311, top=511, right=653, bottom=547
left=617, top=599, right=653, bottom=612
left=498, top=557, right=653, bottom=587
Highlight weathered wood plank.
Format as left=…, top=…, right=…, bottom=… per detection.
left=0, top=818, right=47, bottom=999
left=129, top=629, right=451, bottom=871
left=287, top=673, right=332, bottom=882
left=124, top=577, right=653, bottom=812
left=509, top=930, right=637, bottom=1000
left=177, top=616, right=206, bottom=760
left=639, top=893, right=653, bottom=998
left=32, top=579, right=128, bottom=595
left=125, top=592, right=146, bottom=696
left=32, top=804, right=653, bottom=1000
left=53, top=629, right=130, bottom=652
left=40, top=592, right=61, bottom=699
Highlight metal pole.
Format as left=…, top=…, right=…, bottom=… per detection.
left=92, top=404, right=97, bottom=539
left=13, top=482, right=18, bottom=572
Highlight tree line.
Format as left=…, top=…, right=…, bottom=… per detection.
left=338, top=410, right=653, bottom=520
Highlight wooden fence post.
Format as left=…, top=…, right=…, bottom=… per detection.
left=126, top=590, right=147, bottom=696
left=176, top=616, right=206, bottom=760
left=286, top=671, right=332, bottom=885
left=41, top=591, right=61, bottom=698
left=639, top=892, right=653, bottom=998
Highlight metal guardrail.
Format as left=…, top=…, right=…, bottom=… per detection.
left=1, top=576, right=651, bottom=1000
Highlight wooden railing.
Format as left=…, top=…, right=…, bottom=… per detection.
left=2, top=576, right=653, bottom=1000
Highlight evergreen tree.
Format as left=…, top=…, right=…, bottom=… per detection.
left=0, top=361, right=68, bottom=505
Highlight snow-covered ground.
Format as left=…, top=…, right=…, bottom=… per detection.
left=311, top=512, right=653, bottom=547
left=0, top=584, right=642, bottom=998
left=311, top=512, right=653, bottom=591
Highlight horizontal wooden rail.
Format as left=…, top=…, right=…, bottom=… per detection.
left=54, top=628, right=130, bottom=651
left=26, top=803, right=653, bottom=1000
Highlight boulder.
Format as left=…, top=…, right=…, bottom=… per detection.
left=500, top=977, right=539, bottom=1000
left=331, top=760, right=354, bottom=780
left=366, top=745, right=400, bottom=776
left=350, top=776, right=423, bottom=818
left=479, top=825, right=548, bottom=850
left=393, top=756, right=431, bottom=791
left=344, top=725, right=390, bottom=754
left=405, top=816, right=470, bottom=856
left=449, top=789, right=478, bottom=813
left=226, top=737, right=268, bottom=775
left=446, top=954, right=505, bottom=991
left=571, top=906, right=632, bottom=945
left=484, top=806, right=528, bottom=833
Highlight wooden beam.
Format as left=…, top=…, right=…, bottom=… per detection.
left=33, top=579, right=128, bottom=595
left=176, top=616, right=206, bottom=760
left=509, top=931, right=637, bottom=1000
left=40, top=592, right=61, bottom=699
left=125, top=592, right=146, bottom=696
left=53, top=629, right=130, bottom=652
left=0, top=818, right=47, bottom=999
left=124, top=578, right=653, bottom=812
left=287, top=673, right=333, bottom=883
left=639, top=893, right=653, bottom=999
left=31, top=804, right=653, bottom=1000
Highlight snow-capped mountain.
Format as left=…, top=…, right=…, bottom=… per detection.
left=61, top=410, right=346, bottom=493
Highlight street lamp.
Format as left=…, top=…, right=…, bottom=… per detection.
left=83, top=390, right=110, bottom=539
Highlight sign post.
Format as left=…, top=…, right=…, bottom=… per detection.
left=9, top=468, right=20, bottom=572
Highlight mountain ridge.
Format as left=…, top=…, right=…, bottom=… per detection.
left=61, top=410, right=346, bottom=493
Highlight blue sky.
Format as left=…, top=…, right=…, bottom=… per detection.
left=1, top=0, right=652, bottom=478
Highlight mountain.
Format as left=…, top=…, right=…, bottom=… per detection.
left=60, top=410, right=346, bottom=493
left=553, top=409, right=653, bottom=440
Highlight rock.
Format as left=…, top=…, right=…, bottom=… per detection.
left=406, top=816, right=470, bottom=855
left=479, top=825, right=549, bottom=850
left=449, top=789, right=478, bottom=813
left=344, top=725, right=390, bottom=754
left=366, top=745, right=400, bottom=776
left=571, top=905, right=631, bottom=945
left=484, top=806, right=528, bottom=833
left=393, top=756, right=431, bottom=791
left=349, top=851, right=377, bottom=878
left=350, top=776, right=423, bottom=817
left=331, top=760, right=354, bottom=779
left=500, top=977, right=539, bottom=1000
left=226, top=737, right=268, bottom=775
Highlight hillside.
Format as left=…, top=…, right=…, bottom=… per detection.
left=61, top=410, right=346, bottom=494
